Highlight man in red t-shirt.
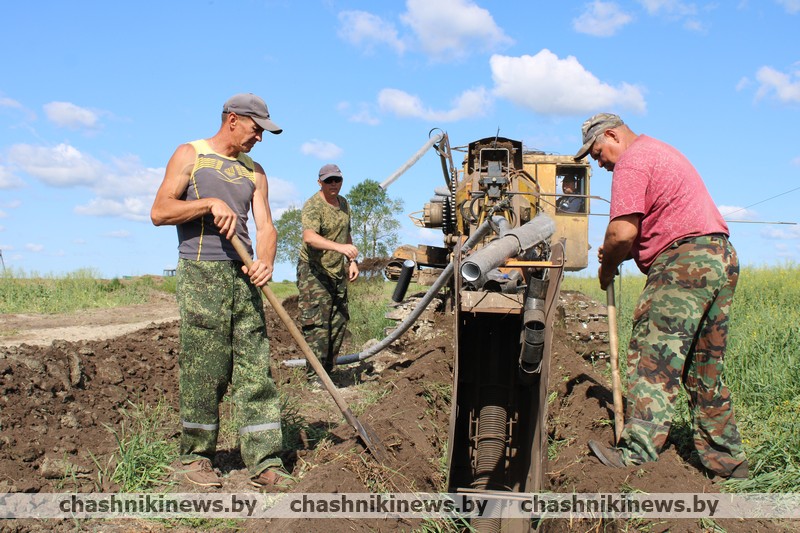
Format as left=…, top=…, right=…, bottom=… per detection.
left=574, top=113, right=748, bottom=480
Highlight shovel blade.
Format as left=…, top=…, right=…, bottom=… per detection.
left=354, top=419, right=389, bottom=464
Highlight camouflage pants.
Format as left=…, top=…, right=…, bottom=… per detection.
left=296, top=261, right=349, bottom=372
left=617, top=235, right=747, bottom=477
left=176, top=259, right=282, bottom=475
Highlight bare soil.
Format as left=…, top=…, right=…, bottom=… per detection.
left=0, top=288, right=792, bottom=532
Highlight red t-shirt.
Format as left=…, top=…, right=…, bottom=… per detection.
left=610, top=135, right=729, bottom=273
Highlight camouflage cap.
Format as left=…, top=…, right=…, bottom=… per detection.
left=574, top=113, right=623, bottom=160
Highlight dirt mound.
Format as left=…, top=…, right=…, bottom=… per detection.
left=0, top=290, right=784, bottom=532
left=1, top=321, right=180, bottom=494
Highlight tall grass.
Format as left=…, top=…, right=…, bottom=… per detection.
left=269, top=279, right=299, bottom=300
left=564, top=264, right=800, bottom=492
left=104, top=400, right=178, bottom=492
left=347, top=277, right=396, bottom=347
left=725, top=265, right=800, bottom=491
left=0, top=268, right=166, bottom=314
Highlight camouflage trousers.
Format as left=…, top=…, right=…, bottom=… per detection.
left=296, top=261, right=349, bottom=372
left=616, top=235, right=747, bottom=477
left=176, top=259, right=282, bottom=475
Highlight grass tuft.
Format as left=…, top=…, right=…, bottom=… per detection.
left=105, top=400, right=178, bottom=492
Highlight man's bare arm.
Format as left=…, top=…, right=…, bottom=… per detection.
left=150, top=143, right=238, bottom=238
left=598, top=214, right=640, bottom=289
left=248, top=162, right=277, bottom=286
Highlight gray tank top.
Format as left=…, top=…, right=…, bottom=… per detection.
left=177, top=139, right=256, bottom=261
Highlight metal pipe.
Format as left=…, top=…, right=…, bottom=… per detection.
left=460, top=213, right=555, bottom=288
left=380, top=132, right=444, bottom=190
left=519, top=276, right=549, bottom=375
left=334, top=217, right=497, bottom=365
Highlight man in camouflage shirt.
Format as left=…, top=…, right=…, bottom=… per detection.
left=575, top=113, right=748, bottom=480
left=297, top=164, right=360, bottom=374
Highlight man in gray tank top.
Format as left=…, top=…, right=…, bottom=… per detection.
left=150, top=93, right=289, bottom=490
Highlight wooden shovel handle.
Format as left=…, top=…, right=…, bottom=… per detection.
left=228, top=235, right=357, bottom=423
left=606, top=282, right=625, bottom=445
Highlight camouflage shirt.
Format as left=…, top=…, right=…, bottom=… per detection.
left=299, top=192, right=352, bottom=280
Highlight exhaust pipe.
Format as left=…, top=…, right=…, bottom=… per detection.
left=460, top=214, right=555, bottom=289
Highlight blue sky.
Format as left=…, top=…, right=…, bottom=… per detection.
left=1, top=0, right=798, bottom=282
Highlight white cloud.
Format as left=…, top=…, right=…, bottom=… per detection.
left=0, top=165, right=24, bottom=189
left=8, top=143, right=103, bottom=186
left=490, top=50, right=646, bottom=115
left=338, top=10, right=406, bottom=54
left=338, top=101, right=380, bottom=125
left=265, top=176, right=301, bottom=212
left=761, top=225, right=800, bottom=239
left=400, top=0, right=513, bottom=60
left=0, top=96, right=23, bottom=109
left=792, top=156, right=800, bottom=166
left=682, top=18, right=706, bottom=32
left=9, top=143, right=164, bottom=222
left=7, top=141, right=300, bottom=225
left=349, top=108, right=380, bottom=125
left=754, top=65, right=800, bottom=104
left=339, top=0, right=512, bottom=61
left=0, top=210, right=6, bottom=219
left=43, top=101, right=100, bottom=129
left=735, top=76, right=751, bottom=91
left=25, top=243, right=44, bottom=252
left=407, top=226, right=444, bottom=247
left=573, top=1, right=633, bottom=37
left=776, top=0, right=800, bottom=14
left=0, top=95, right=36, bottom=121
left=378, top=87, right=491, bottom=121
left=636, top=0, right=704, bottom=31
left=300, top=140, right=344, bottom=160
left=637, top=0, right=697, bottom=17
left=75, top=197, right=151, bottom=222
left=718, top=205, right=757, bottom=221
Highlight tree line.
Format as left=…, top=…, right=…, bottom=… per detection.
left=274, top=179, right=404, bottom=265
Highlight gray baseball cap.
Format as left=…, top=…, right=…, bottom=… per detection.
left=319, top=163, right=343, bottom=180
left=574, top=112, right=623, bottom=160
left=222, top=93, right=282, bottom=134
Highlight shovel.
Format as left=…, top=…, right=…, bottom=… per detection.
left=606, top=281, right=625, bottom=444
left=229, top=234, right=388, bottom=463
